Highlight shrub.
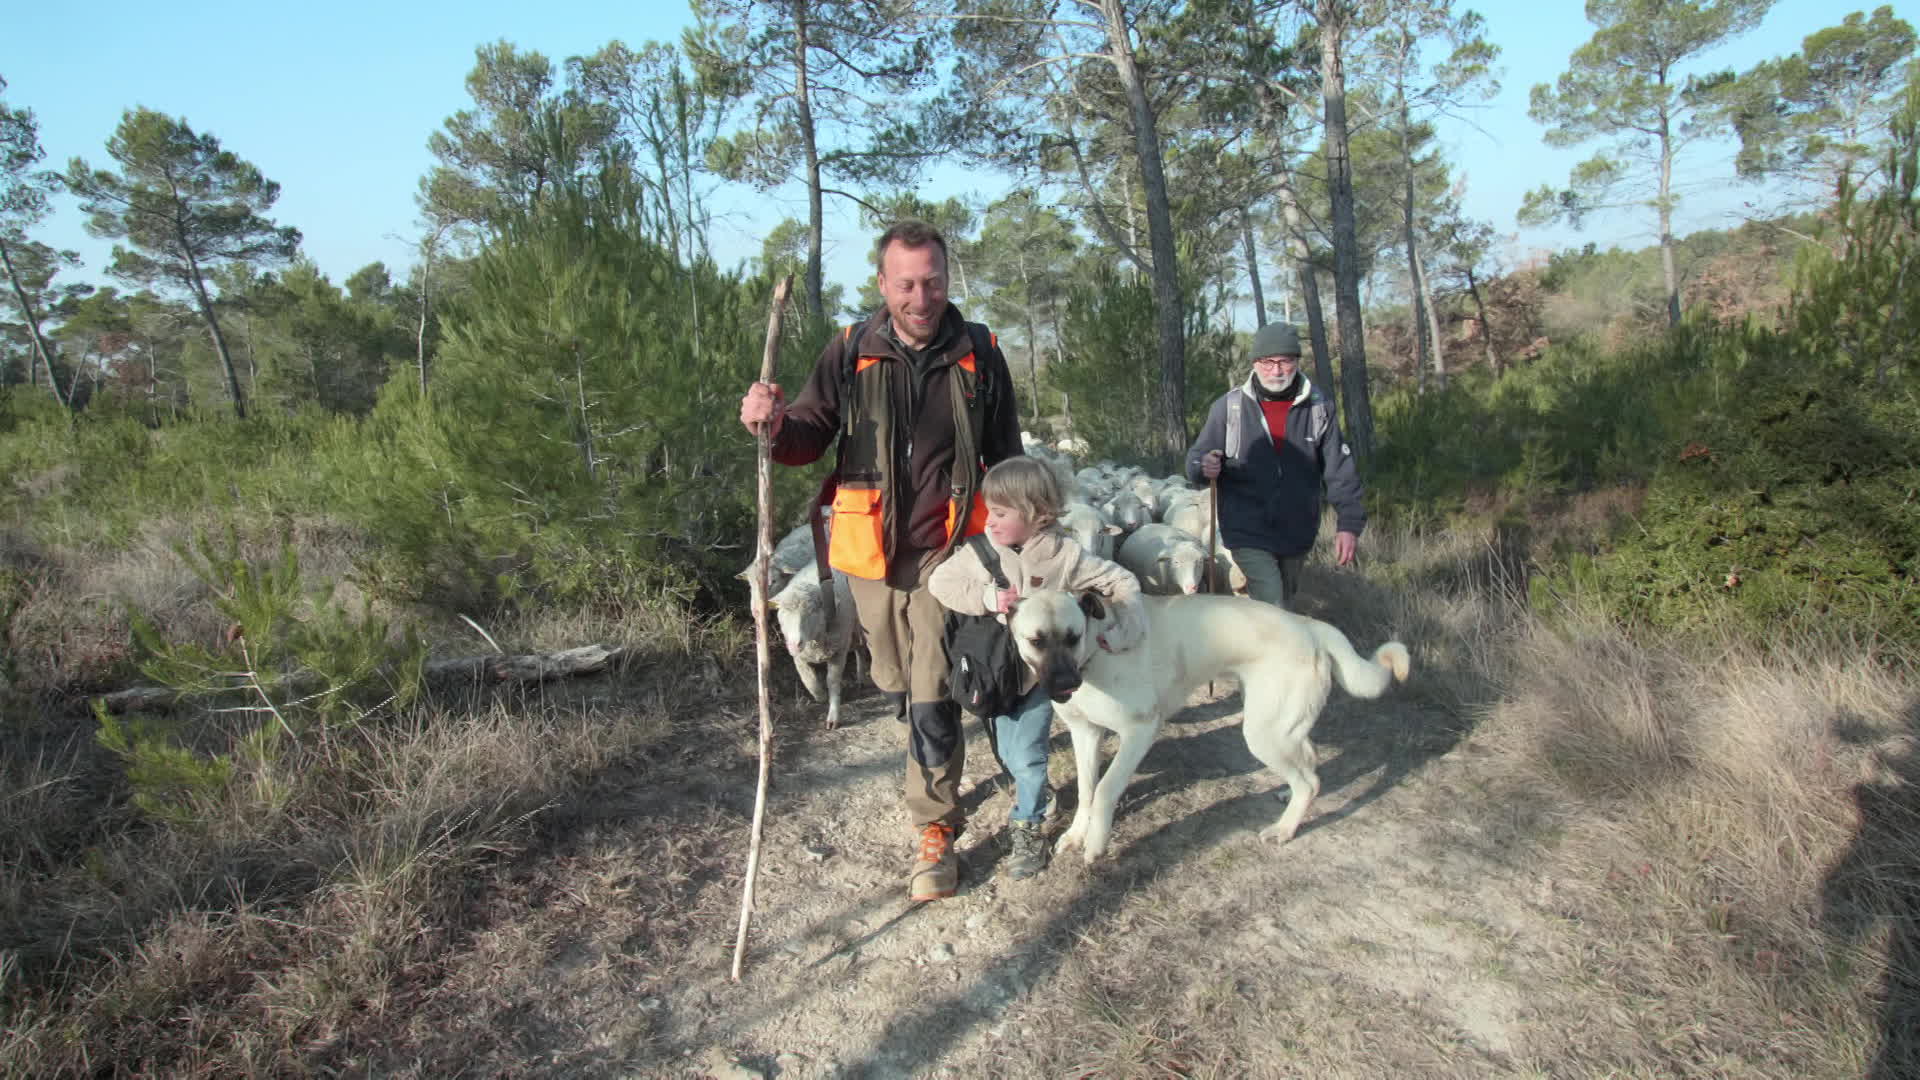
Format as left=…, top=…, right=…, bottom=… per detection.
left=100, top=531, right=426, bottom=827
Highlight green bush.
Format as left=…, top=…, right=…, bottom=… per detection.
left=1572, top=351, right=1919, bottom=638
left=316, top=167, right=826, bottom=611
left=99, top=531, right=426, bottom=827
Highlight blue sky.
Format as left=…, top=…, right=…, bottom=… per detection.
left=4, top=0, right=1908, bottom=304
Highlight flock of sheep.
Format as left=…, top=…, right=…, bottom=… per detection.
left=748, top=434, right=1247, bottom=729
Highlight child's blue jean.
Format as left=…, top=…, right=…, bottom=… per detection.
left=992, top=682, right=1055, bottom=825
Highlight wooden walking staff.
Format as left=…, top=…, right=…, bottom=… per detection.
left=1206, top=472, right=1220, bottom=696
left=1205, top=476, right=1220, bottom=596
left=733, top=274, right=792, bottom=982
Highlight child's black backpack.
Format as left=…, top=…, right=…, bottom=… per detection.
left=945, top=535, right=1027, bottom=718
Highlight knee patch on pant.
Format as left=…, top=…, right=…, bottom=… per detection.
left=907, top=700, right=961, bottom=767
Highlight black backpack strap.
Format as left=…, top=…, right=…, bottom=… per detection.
left=820, top=321, right=862, bottom=505
left=962, top=321, right=996, bottom=420
left=967, top=533, right=1012, bottom=591
left=936, top=322, right=1001, bottom=559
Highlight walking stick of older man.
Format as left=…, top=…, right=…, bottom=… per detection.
left=1206, top=471, right=1219, bottom=695
left=732, top=274, right=792, bottom=982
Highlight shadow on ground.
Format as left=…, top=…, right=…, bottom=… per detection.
left=1822, top=693, right=1920, bottom=1080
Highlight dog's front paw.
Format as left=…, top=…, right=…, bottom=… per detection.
left=1257, top=821, right=1300, bottom=846
left=1080, top=830, right=1110, bottom=863
left=1053, top=821, right=1085, bottom=855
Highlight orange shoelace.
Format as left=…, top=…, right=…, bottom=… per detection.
left=917, top=823, right=953, bottom=862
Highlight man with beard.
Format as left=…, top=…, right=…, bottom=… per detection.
left=1184, top=322, right=1365, bottom=610
left=739, top=220, right=1021, bottom=902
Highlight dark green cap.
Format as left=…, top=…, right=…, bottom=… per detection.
left=1250, top=322, right=1302, bottom=360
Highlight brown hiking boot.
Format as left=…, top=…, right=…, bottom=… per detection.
left=909, top=822, right=959, bottom=902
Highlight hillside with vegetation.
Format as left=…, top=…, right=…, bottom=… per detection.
left=3, top=2, right=1918, bottom=1076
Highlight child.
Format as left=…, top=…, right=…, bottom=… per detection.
left=928, top=456, right=1147, bottom=879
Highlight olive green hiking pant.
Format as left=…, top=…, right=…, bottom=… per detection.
left=1231, top=547, right=1306, bottom=611
left=846, top=571, right=965, bottom=829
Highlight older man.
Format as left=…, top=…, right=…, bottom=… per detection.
left=1184, top=322, right=1364, bottom=610
left=739, top=220, right=1021, bottom=902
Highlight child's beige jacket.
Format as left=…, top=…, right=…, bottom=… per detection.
left=927, top=526, right=1149, bottom=694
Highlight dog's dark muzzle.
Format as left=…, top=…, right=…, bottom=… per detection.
left=1041, top=652, right=1082, bottom=703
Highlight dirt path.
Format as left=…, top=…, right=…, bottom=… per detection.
left=367, top=644, right=1582, bottom=1079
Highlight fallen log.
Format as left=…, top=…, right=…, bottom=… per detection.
left=93, top=644, right=625, bottom=713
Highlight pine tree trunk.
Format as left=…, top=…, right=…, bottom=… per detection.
left=1399, top=93, right=1431, bottom=388
left=1101, top=0, right=1187, bottom=457
left=1019, top=254, right=1040, bottom=421
left=1048, top=293, right=1065, bottom=368
left=1417, top=249, right=1447, bottom=389
left=676, top=78, right=704, bottom=356
left=793, top=0, right=825, bottom=323
left=572, top=342, right=597, bottom=480
left=0, top=237, right=69, bottom=409
left=1242, top=209, right=1267, bottom=327
left=183, top=255, right=247, bottom=420
left=1659, top=103, right=1680, bottom=327
left=1319, top=0, right=1373, bottom=464
left=417, top=263, right=432, bottom=396
left=1280, top=168, right=1335, bottom=401
left=1465, top=265, right=1498, bottom=375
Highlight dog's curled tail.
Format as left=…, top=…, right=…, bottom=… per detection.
left=1309, top=620, right=1411, bottom=699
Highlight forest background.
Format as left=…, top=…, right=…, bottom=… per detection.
left=2, top=0, right=1918, bottom=1074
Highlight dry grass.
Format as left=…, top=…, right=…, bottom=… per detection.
left=1445, top=580, right=1917, bottom=1076
left=0, top=518, right=757, bottom=1076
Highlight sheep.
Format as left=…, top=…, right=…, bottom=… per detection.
left=769, top=566, right=858, bottom=730
left=1025, top=445, right=1079, bottom=500
left=1060, top=499, right=1123, bottom=561
left=1210, top=547, right=1249, bottom=595
left=739, top=517, right=830, bottom=601
left=1101, top=490, right=1154, bottom=536
left=739, top=522, right=811, bottom=599
left=1116, top=523, right=1211, bottom=595
left=1160, top=489, right=1215, bottom=540
left=1128, top=473, right=1164, bottom=519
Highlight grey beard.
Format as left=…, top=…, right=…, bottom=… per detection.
left=1255, top=372, right=1297, bottom=395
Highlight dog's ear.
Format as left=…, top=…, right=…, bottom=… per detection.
left=1077, top=592, right=1106, bottom=621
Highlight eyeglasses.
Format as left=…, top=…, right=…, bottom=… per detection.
left=1252, top=356, right=1300, bottom=368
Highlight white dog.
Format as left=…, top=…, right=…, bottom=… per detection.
left=1007, top=590, right=1410, bottom=861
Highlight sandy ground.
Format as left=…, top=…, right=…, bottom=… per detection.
left=351, top=630, right=1588, bottom=1080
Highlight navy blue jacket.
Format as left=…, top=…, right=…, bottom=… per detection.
left=1183, top=374, right=1366, bottom=558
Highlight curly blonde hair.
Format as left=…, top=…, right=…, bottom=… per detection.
left=982, top=456, right=1064, bottom=528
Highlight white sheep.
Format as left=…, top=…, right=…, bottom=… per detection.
left=1060, top=499, right=1123, bottom=560
left=1025, top=446, right=1078, bottom=499
left=1210, top=547, right=1249, bottom=595
left=1161, top=490, right=1214, bottom=540
left=1101, top=490, right=1154, bottom=536
left=769, top=566, right=858, bottom=730
left=1128, top=473, right=1164, bottom=519
left=1116, top=523, right=1211, bottom=595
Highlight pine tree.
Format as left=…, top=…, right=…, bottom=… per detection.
left=64, top=108, right=300, bottom=418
